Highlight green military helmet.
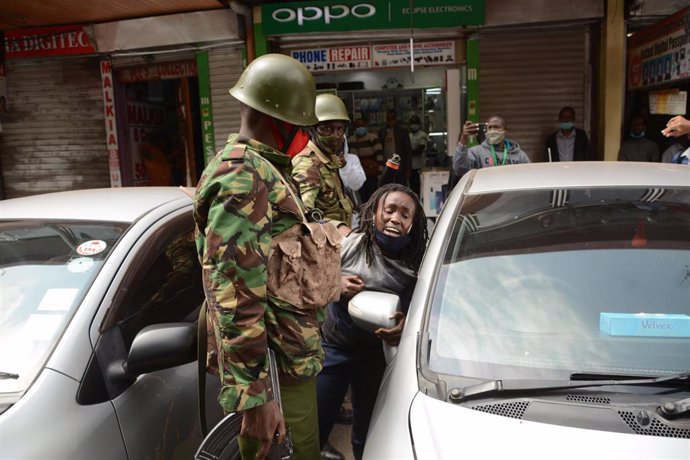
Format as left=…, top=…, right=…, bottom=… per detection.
left=229, top=53, right=318, bottom=126
left=315, top=94, right=350, bottom=124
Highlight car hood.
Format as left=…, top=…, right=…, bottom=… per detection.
left=409, top=393, right=690, bottom=459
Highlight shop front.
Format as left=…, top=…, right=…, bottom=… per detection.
left=257, top=0, right=483, bottom=216
left=94, top=9, right=244, bottom=188
left=255, top=0, right=603, bottom=214
left=1, top=25, right=107, bottom=198
left=0, top=9, right=244, bottom=198
left=104, top=57, right=203, bottom=187
left=625, top=6, right=690, bottom=161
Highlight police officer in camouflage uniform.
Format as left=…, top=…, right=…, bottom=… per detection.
left=193, top=54, right=322, bottom=460
left=292, top=94, right=354, bottom=235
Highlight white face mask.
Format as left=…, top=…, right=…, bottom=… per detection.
left=486, top=130, right=505, bottom=145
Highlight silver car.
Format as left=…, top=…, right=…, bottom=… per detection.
left=0, top=187, right=222, bottom=459
left=355, top=162, right=690, bottom=459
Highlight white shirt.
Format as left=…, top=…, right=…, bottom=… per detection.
left=409, top=130, right=428, bottom=170
left=556, top=130, right=576, bottom=162
left=339, top=138, right=366, bottom=191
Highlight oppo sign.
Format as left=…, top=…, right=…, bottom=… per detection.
left=271, top=4, right=376, bottom=26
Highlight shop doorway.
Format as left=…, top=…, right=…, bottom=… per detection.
left=115, top=61, right=204, bottom=187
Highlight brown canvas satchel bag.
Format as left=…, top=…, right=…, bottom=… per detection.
left=256, top=152, right=343, bottom=310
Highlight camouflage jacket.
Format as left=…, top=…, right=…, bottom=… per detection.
left=292, top=140, right=354, bottom=226
left=193, top=134, right=325, bottom=413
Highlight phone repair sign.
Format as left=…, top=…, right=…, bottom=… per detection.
left=291, top=46, right=372, bottom=72
left=292, top=41, right=454, bottom=71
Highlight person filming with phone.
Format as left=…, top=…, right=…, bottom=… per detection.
left=453, top=115, right=530, bottom=178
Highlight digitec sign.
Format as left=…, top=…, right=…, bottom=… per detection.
left=271, top=3, right=376, bottom=26
left=4, top=25, right=97, bottom=59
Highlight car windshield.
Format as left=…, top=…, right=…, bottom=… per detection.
left=0, top=220, right=128, bottom=394
left=427, top=187, right=690, bottom=382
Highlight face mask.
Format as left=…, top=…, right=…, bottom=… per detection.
left=316, top=133, right=345, bottom=155
left=630, top=131, right=646, bottom=139
left=410, top=124, right=420, bottom=132
left=374, top=228, right=412, bottom=255
left=486, top=130, right=505, bottom=145
left=559, top=122, right=574, bottom=130
left=355, top=127, right=368, bottom=136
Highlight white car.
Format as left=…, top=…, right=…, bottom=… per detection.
left=355, top=162, right=690, bottom=459
left=0, top=187, right=222, bottom=459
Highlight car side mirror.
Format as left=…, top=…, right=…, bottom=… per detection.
left=348, top=291, right=401, bottom=332
left=109, top=323, right=197, bottom=382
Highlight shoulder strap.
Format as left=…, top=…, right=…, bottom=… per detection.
left=253, top=153, right=308, bottom=224
left=197, top=301, right=208, bottom=437
left=226, top=142, right=247, bottom=160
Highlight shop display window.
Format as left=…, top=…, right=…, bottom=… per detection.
left=340, top=87, right=448, bottom=167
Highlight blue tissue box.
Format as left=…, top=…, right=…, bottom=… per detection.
left=600, top=313, right=690, bottom=338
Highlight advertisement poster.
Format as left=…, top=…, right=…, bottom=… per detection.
left=627, top=7, right=690, bottom=90
left=372, top=40, right=455, bottom=68
left=115, top=61, right=197, bottom=83
left=421, top=170, right=450, bottom=217
left=126, top=102, right=167, bottom=186
left=100, top=60, right=122, bottom=187
left=649, top=89, right=687, bottom=115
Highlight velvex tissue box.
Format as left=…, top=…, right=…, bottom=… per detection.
left=599, top=313, right=690, bottom=338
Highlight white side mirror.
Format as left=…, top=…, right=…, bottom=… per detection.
left=348, top=291, right=401, bottom=333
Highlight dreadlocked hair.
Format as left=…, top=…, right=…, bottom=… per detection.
left=355, top=183, right=428, bottom=271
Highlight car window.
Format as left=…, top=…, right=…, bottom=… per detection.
left=427, top=187, right=690, bottom=381
left=0, top=220, right=128, bottom=394
left=105, top=214, right=204, bottom=350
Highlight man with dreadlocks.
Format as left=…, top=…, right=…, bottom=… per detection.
left=316, top=183, right=428, bottom=460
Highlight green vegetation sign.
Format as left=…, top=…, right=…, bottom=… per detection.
left=261, top=0, right=484, bottom=35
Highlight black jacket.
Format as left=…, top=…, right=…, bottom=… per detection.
left=545, top=128, right=595, bottom=162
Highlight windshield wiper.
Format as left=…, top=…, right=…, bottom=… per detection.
left=0, top=371, right=19, bottom=380
left=449, top=372, right=690, bottom=403
left=571, top=371, right=690, bottom=384
left=660, top=397, right=690, bottom=420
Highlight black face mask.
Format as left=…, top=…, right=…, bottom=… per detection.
left=374, top=228, right=412, bottom=255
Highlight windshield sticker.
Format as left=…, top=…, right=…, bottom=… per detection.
left=76, top=240, right=107, bottom=256
left=67, top=257, right=94, bottom=273
left=600, top=312, right=690, bottom=338
left=38, top=288, right=78, bottom=311
left=22, top=314, right=64, bottom=341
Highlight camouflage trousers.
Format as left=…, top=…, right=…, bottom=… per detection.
left=238, top=377, right=320, bottom=460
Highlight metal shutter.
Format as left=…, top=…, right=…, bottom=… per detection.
left=478, top=26, right=590, bottom=162
left=1, top=57, right=107, bottom=198
left=208, top=46, right=244, bottom=151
